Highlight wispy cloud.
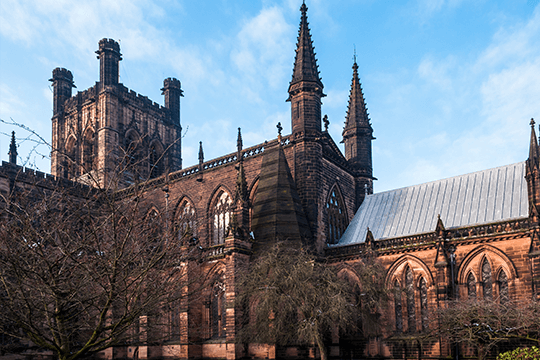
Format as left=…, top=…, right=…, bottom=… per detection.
left=230, top=6, right=294, bottom=101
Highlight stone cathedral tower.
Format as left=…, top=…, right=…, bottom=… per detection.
left=50, top=38, right=183, bottom=187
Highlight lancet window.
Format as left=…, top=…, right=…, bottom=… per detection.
left=405, top=267, right=416, bottom=332
left=467, top=272, right=477, bottom=300
left=124, top=131, right=142, bottom=183
left=211, top=190, right=232, bottom=245
left=482, top=259, right=493, bottom=301
left=326, top=186, right=348, bottom=245
left=419, top=277, right=428, bottom=331
left=210, top=280, right=226, bottom=339
left=149, top=142, right=164, bottom=178
left=65, top=137, right=78, bottom=179
left=177, top=199, right=197, bottom=242
left=83, top=129, right=95, bottom=173
left=498, top=271, right=509, bottom=303
left=394, top=280, right=403, bottom=333
left=170, top=304, right=180, bottom=341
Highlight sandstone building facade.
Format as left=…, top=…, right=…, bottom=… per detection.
left=1, top=2, right=539, bottom=359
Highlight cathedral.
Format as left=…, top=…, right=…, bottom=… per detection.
left=1, top=2, right=539, bottom=359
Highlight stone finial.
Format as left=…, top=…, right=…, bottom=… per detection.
left=237, top=127, right=243, bottom=154
left=198, top=141, right=204, bottom=164
left=277, top=122, right=283, bottom=143
left=323, top=114, right=329, bottom=132
left=8, top=131, right=17, bottom=165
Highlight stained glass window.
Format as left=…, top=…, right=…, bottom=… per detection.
left=498, top=271, right=509, bottom=303
left=212, top=191, right=232, bottom=245
left=482, top=259, right=493, bottom=301
left=394, top=280, right=403, bottom=333
left=326, top=187, right=348, bottom=245
left=467, top=272, right=477, bottom=300
left=405, top=267, right=416, bottom=333
left=177, top=199, right=197, bottom=242
left=419, top=277, right=428, bottom=331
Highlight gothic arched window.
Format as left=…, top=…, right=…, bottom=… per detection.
left=83, top=129, right=95, bottom=173
left=405, top=267, right=416, bottom=333
left=419, top=277, right=428, bottom=331
left=65, top=136, right=78, bottom=179
left=482, top=259, right=493, bottom=301
left=177, top=199, right=197, bottom=242
left=211, top=190, right=232, bottom=245
left=498, top=270, right=509, bottom=303
left=170, top=303, right=180, bottom=341
left=394, top=280, right=403, bottom=333
left=326, top=186, right=348, bottom=245
left=210, top=280, right=226, bottom=339
left=149, top=142, right=164, bottom=178
left=467, top=272, right=477, bottom=300
left=123, top=130, right=142, bottom=183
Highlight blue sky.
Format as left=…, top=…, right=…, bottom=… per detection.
left=1, top=0, right=539, bottom=192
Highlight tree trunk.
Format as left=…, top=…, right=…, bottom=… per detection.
left=314, top=332, right=327, bottom=360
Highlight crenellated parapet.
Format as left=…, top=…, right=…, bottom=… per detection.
left=49, top=67, right=75, bottom=115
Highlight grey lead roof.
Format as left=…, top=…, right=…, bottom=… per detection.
left=337, top=162, right=529, bottom=246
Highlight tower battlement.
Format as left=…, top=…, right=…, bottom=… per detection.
left=51, top=67, right=74, bottom=83
left=97, top=38, right=121, bottom=55
left=163, top=77, right=182, bottom=90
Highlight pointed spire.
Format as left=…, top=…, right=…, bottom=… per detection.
left=237, top=127, right=243, bottom=154
left=8, top=131, right=17, bottom=165
left=343, top=58, right=370, bottom=132
left=198, top=141, right=204, bottom=164
left=289, top=1, right=323, bottom=89
left=529, top=118, right=539, bottom=166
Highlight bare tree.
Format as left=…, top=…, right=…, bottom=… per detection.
left=0, top=126, right=199, bottom=360
left=237, top=243, right=388, bottom=360
left=436, top=299, right=540, bottom=360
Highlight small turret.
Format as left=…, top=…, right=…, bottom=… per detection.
left=49, top=67, right=75, bottom=115
left=8, top=131, right=17, bottom=165
left=96, top=38, right=122, bottom=86
left=161, top=77, right=183, bottom=125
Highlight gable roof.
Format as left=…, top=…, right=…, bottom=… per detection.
left=337, top=162, right=529, bottom=246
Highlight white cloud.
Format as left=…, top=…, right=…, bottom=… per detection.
left=0, top=84, right=25, bottom=118
left=0, top=0, right=42, bottom=43
left=230, top=6, right=294, bottom=97
left=417, top=56, right=455, bottom=91
left=413, top=0, right=465, bottom=20
left=476, top=6, right=540, bottom=70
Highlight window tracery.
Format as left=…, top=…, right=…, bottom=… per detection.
left=498, top=270, right=508, bottom=303
left=482, top=259, right=493, bottom=301
left=177, top=199, right=197, bottom=242
left=210, top=281, right=226, bottom=339
left=124, top=131, right=141, bottom=183
left=467, top=272, right=477, bottom=300
left=394, top=280, right=403, bottom=333
left=149, top=142, right=164, bottom=178
left=83, top=130, right=95, bottom=172
left=419, top=277, right=428, bottom=331
left=405, top=267, right=416, bottom=332
left=211, top=190, right=232, bottom=245
left=326, top=186, right=348, bottom=245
